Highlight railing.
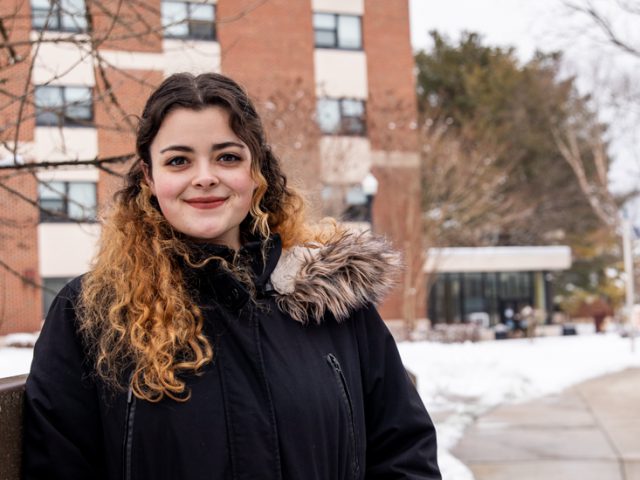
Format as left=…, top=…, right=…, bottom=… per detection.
left=0, top=375, right=26, bottom=480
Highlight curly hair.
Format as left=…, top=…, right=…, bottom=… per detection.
left=79, top=73, right=330, bottom=402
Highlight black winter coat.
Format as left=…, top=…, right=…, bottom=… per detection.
left=23, top=233, right=441, bottom=480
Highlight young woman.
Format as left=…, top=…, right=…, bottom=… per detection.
left=22, top=72, right=441, bottom=480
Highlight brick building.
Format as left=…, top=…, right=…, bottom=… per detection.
left=0, top=0, right=422, bottom=334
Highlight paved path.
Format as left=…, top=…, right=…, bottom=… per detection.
left=452, top=368, right=640, bottom=480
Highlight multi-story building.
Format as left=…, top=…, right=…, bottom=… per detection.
left=0, top=0, right=421, bottom=335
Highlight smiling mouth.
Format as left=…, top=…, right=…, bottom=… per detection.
left=185, top=197, right=227, bottom=209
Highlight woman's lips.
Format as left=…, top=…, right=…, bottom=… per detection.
left=184, top=197, right=227, bottom=209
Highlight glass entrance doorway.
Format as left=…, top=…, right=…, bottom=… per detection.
left=428, top=271, right=537, bottom=326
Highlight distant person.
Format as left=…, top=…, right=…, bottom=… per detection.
left=504, top=306, right=515, bottom=330
left=22, top=73, right=441, bottom=479
left=520, top=305, right=537, bottom=338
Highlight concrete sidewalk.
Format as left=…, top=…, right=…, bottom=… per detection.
left=452, top=368, right=640, bottom=480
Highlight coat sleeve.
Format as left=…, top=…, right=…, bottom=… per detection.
left=354, top=304, right=441, bottom=480
left=22, top=279, right=107, bottom=480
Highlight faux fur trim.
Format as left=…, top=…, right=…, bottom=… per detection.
left=270, top=231, right=402, bottom=324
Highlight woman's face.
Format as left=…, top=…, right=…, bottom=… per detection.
left=146, top=106, right=256, bottom=250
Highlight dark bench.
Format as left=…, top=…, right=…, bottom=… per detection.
left=0, top=375, right=26, bottom=480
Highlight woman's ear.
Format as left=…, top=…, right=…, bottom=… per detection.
left=141, top=162, right=155, bottom=195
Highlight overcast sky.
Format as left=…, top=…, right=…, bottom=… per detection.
left=407, top=0, right=640, bottom=199
left=409, top=0, right=561, bottom=61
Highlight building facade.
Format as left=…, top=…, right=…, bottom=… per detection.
left=425, top=246, right=572, bottom=326
left=0, top=0, right=420, bottom=334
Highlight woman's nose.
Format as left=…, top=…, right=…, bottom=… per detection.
left=192, top=161, right=219, bottom=188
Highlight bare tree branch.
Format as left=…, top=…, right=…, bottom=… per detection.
left=0, top=256, right=58, bottom=295
left=0, top=17, right=20, bottom=64
left=564, top=0, right=640, bottom=58
left=0, top=153, right=133, bottom=171
left=551, top=122, right=619, bottom=228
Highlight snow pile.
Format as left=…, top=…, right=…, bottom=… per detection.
left=1, top=332, right=39, bottom=348
left=0, top=347, right=34, bottom=379
left=398, top=333, right=640, bottom=480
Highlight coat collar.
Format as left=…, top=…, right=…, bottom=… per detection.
left=270, top=230, right=401, bottom=324
left=177, top=230, right=400, bottom=323
left=178, top=234, right=282, bottom=311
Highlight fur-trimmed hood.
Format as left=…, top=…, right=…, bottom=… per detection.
left=269, top=231, right=402, bottom=324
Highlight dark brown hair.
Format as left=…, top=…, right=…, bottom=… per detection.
left=123, top=72, right=303, bottom=241
left=79, top=73, right=312, bottom=402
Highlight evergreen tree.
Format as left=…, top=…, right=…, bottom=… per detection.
left=416, top=31, right=623, bottom=311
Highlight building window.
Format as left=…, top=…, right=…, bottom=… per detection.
left=429, top=271, right=536, bottom=326
left=35, top=85, right=93, bottom=127
left=341, top=184, right=370, bottom=223
left=317, top=98, right=366, bottom=135
left=38, top=181, right=97, bottom=222
left=313, top=13, right=362, bottom=50
left=31, top=0, right=87, bottom=32
left=42, top=277, right=72, bottom=317
left=162, top=1, right=216, bottom=40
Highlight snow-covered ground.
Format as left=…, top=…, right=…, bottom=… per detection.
left=2, top=330, right=639, bottom=480
left=0, top=333, right=38, bottom=378
left=398, top=331, right=640, bottom=480
left=0, top=347, right=34, bottom=378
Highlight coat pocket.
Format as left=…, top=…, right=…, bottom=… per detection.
left=326, top=353, right=360, bottom=480
left=122, top=386, right=137, bottom=480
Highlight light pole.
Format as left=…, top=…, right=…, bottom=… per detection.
left=361, top=172, right=378, bottom=226
left=622, top=216, right=636, bottom=352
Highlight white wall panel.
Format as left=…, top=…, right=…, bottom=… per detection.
left=31, top=35, right=95, bottom=86
left=162, top=40, right=221, bottom=76
left=38, top=223, right=101, bottom=277
left=98, top=50, right=164, bottom=72
left=70, top=42, right=220, bottom=76
left=320, top=135, right=371, bottom=184
left=312, top=0, right=363, bottom=15
left=33, top=127, right=98, bottom=162
left=36, top=167, right=99, bottom=182
left=315, top=50, right=367, bottom=99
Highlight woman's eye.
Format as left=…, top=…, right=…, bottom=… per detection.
left=167, top=156, right=188, bottom=166
left=219, top=153, right=241, bottom=163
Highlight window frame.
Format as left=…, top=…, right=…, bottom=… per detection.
left=30, top=0, right=87, bottom=33
left=313, top=13, right=363, bottom=51
left=34, top=85, right=94, bottom=128
left=317, top=97, right=367, bottom=136
left=161, top=0, right=217, bottom=41
left=38, top=180, right=98, bottom=223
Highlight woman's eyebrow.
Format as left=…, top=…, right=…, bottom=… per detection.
left=160, top=145, right=193, bottom=154
left=159, top=142, right=245, bottom=154
left=212, top=141, right=245, bottom=151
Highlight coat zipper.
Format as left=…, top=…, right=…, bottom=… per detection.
left=122, top=386, right=137, bottom=480
left=326, top=353, right=360, bottom=480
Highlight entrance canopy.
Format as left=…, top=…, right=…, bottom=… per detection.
left=424, top=246, right=572, bottom=273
